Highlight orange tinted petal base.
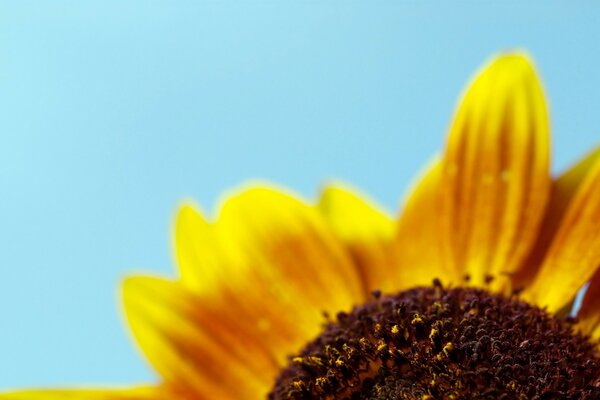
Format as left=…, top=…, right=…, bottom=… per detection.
left=141, top=186, right=367, bottom=398
left=123, top=276, right=275, bottom=399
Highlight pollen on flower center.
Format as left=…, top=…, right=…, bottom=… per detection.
left=269, top=281, right=600, bottom=400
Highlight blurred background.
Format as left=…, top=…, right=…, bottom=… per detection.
left=1, top=0, right=599, bottom=389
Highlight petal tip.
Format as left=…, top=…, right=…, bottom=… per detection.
left=483, top=51, right=539, bottom=82
left=174, top=202, right=205, bottom=230
left=121, top=275, right=144, bottom=305
left=492, top=50, right=533, bottom=65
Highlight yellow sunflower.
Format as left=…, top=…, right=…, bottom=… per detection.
left=4, top=52, right=600, bottom=399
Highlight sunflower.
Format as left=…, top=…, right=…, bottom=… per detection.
left=4, top=52, right=600, bottom=399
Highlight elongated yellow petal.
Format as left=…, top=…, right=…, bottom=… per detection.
left=516, top=147, right=600, bottom=288
left=123, top=276, right=273, bottom=399
left=318, top=183, right=396, bottom=293
left=440, top=52, right=551, bottom=289
left=526, top=150, right=600, bottom=311
left=394, top=160, right=457, bottom=288
left=0, top=387, right=166, bottom=400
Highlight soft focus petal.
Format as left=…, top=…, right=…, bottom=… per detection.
left=517, top=147, right=600, bottom=287
left=173, top=203, right=223, bottom=293
left=174, top=192, right=322, bottom=356
left=440, top=52, right=551, bottom=289
left=216, top=186, right=364, bottom=297
left=318, top=183, right=396, bottom=294
left=123, top=276, right=274, bottom=399
left=0, top=387, right=167, bottom=400
left=576, top=268, right=600, bottom=340
left=167, top=186, right=365, bottom=393
left=213, top=186, right=365, bottom=334
left=176, top=186, right=364, bottom=305
left=394, top=160, right=456, bottom=288
left=525, top=150, right=600, bottom=311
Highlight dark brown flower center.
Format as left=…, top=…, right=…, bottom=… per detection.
left=269, top=281, right=600, bottom=400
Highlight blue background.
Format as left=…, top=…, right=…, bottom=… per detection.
left=1, top=1, right=599, bottom=389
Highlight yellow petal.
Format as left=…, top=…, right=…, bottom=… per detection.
left=589, top=326, right=600, bottom=343
left=526, top=149, right=600, bottom=311
left=0, top=387, right=166, bottom=400
left=176, top=186, right=364, bottom=305
left=576, top=269, right=600, bottom=338
left=173, top=203, right=222, bottom=293
left=163, top=186, right=365, bottom=396
left=215, top=186, right=364, bottom=310
left=440, top=52, right=551, bottom=289
left=211, top=186, right=365, bottom=343
left=123, top=276, right=274, bottom=399
left=516, top=147, right=600, bottom=288
left=394, top=159, right=457, bottom=288
left=174, top=193, right=317, bottom=365
left=318, top=183, right=396, bottom=293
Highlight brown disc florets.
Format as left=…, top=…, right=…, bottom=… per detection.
left=269, top=282, right=600, bottom=400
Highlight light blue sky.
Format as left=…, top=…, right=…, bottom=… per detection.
left=1, top=1, right=599, bottom=389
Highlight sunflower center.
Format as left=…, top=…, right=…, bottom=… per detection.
left=269, top=281, right=600, bottom=399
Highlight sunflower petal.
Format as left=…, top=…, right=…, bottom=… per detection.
left=165, top=186, right=365, bottom=394
left=123, top=276, right=275, bottom=399
left=576, top=269, right=600, bottom=339
left=0, top=387, right=165, bottom=400
left=526, top=150, right=600, bottom=311
left=516, top=147, right=600, bottom=288
left=213, top=186, right=364, bottom=324
left=318, top=183, right=396, bottom=293
left=216, top=185, right=364, bottom=304
left=394, top=160, right=457, bottom=288
left=440, top=53, right=551, bottom=288
left=173, top=203, right=222, bottom=293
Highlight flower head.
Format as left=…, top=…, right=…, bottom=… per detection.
left=3, top=52, right=600, bottom=399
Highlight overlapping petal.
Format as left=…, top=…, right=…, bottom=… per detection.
left=525, top=149, right=600, bottom=311
left=318, top=183, right=396, bottom=294
left=215, top=186, right=364, bottom=308
left=158, top=186, right=366, bottom=397
left=576, top=269, right=600, bottom=341
left=394, top=160, right=455, bottom=288
left=123, top=276, right=275, bottom=399
left=515, top=148, right=600, bottom=289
